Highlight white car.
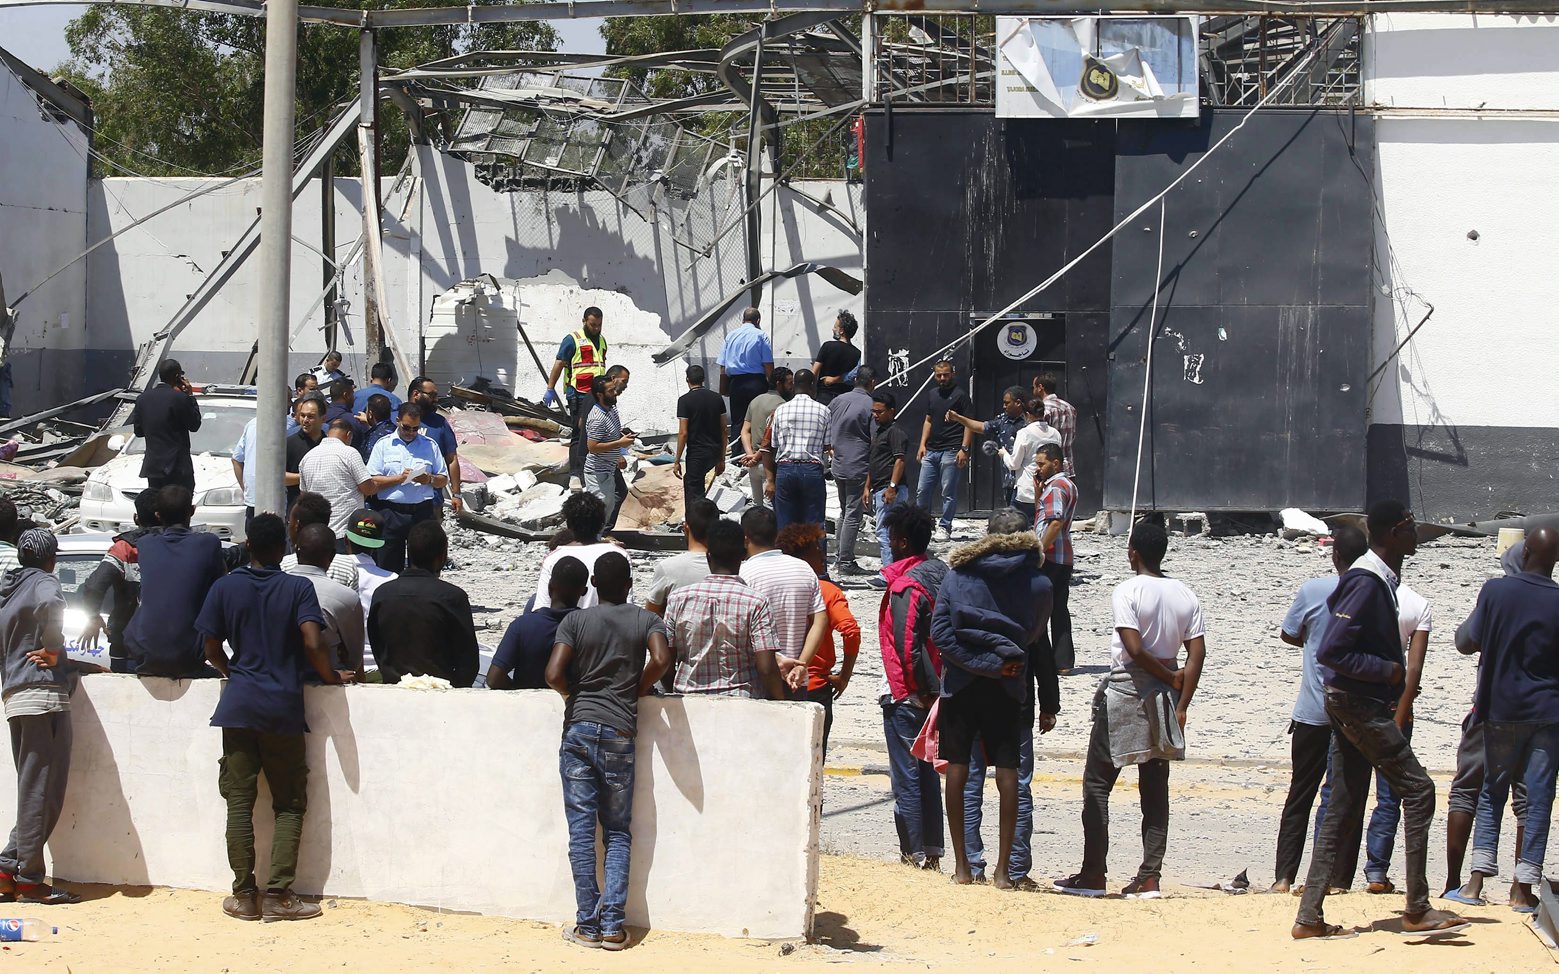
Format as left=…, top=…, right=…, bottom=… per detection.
left=79, top=388, right=257, bottom=542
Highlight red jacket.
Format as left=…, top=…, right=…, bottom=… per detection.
left=878, top=554, right=948, bottom=702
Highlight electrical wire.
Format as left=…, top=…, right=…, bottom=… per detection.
left=1128, top=196, right=1167, bottom=527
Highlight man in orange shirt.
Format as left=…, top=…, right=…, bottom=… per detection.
left=777, top=524, right=859, bottom=758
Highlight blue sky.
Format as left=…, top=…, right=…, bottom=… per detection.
left=0, top=7, right=606, bottom=72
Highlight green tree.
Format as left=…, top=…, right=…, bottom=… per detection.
left=56, top=2, right=558, bottom=178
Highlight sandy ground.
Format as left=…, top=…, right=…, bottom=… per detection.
left=4, top=854, right=1552, bottom=972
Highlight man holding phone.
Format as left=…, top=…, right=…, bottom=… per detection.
left=128, top=358, right=202, bottom=492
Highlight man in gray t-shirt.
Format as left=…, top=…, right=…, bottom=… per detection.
left=545, top=552, right=671, bottom=950
left=644, top=500, right=718, bottom=615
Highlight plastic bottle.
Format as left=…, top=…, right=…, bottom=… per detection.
left=0, top=919, right=55, bottom=942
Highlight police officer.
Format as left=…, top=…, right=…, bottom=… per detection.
left=544, top=306, right=607, bottom=488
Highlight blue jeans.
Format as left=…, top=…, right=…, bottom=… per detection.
left=882, top=701, right=944, bottom=863
left=873, top=488, right=904, bottom=565
left=1314, top=719, right=1414, bottom=884
left=1473, top=721, right=1559, bottom=885
left=560, top=721, right=636, bottom=936
left=775, top=463, right=828, bottom=554
left=916, top=449, right=960, bottom=530
left=963, top=720, right=1035, bottom=881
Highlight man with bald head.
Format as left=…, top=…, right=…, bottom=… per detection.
left=1455, top=527, right=1559, bottom=913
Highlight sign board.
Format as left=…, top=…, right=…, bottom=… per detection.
left=996, top=16, right=1201, bottom=119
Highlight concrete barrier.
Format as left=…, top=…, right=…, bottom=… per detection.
left=5, top=676, right=824, bottom=939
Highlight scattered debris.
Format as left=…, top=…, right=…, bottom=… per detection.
left=1064, top=933, right=1098, bottom=947
left=1279, top=508, right=1330, bottom=539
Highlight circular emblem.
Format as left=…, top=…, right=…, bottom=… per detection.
left=999, top=322, right=1038, bottom=361
left=1080, top=56, right=1120, bottom=101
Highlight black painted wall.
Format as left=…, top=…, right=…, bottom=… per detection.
left=1102, top=110, right=1375, bottom=512
left=863, top=108, right=1376, bottom=515
left=1369, top=423, right=1559, bottom=524
left=862, top=110, right=1115, bottom=514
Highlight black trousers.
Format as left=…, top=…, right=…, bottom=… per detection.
left=727, top=374, right=769, bottom=457
left=147, top=471, right=196, bottom=493
left=1298, top=690, right=1435, bottom=924
left=1040, top=561, right=1075, bottom=671
left=374, top=499, right=441, bottom=573
left=568, top=393, right=590, bottom=481
left=602, top=469, right=629, bottom=534
left=1274, top=720, right=1332, bottom=884
left=1080, top=684, right=1171, bottom=881
left=683, top=449, right=719, bottom=518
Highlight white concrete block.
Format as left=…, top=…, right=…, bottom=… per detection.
left=25, top=676, right=823, bottom=938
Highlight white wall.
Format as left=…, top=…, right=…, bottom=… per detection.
left=1367, top=117, right=1559, bottom=430
left=0, top=59, right=88, bottom=413
left=1366, top=13, right=1559, bottom=110
left=31, top=676, right=823, bottom=938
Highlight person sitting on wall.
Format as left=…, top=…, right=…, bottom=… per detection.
left=546, top=551, right=671, bottom=951
left=368, top=521, right=478, bottom=688
left=125, top=485, right=227, bottom=680
left=664, top=519, right=787, bottom=701
left=488, top=556, right=589, bottom=691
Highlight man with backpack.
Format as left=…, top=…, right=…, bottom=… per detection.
left=877, top=505, right=948, bottom=870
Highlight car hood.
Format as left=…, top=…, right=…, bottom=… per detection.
left=90, top=452, right=239, bottom=491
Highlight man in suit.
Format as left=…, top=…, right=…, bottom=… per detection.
left=128, top=359, right=202, bottom=492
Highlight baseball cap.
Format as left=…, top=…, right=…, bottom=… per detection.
left=345, top=509, right=385, bottom=549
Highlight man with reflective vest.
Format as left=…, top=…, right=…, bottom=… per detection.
left=544, top=307, right=608, bottom=488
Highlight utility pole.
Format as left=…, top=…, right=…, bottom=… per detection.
left=254, top=0, right=300, bottom=516
left=321, top=157, right=338, bottom=353
left=359, top=29, right=384, bottom=366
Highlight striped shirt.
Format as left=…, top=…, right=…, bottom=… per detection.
left=280, top=552, right=359, bottom=591
left=0, top=542, right=18, bottom=578
left=1044, top=394, right=1077, bottom=477
left=1039, top=472, right=1078, bottom=566
left=768, top=393, right=831, bottom=466
left=739, top=549, right=824, bottom=658
left=584, top=402, right=625, bottom=477
left=666, top=574, right=779, bottom=697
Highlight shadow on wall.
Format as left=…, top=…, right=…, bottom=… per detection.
left=627, top=698, right=704, bottom=930
left=58, top=680, right=148, bottom=885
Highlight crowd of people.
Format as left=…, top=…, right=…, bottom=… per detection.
left=0, top=311, right=1548, bottom=953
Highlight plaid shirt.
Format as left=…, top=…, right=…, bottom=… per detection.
left=666, top=574, right=780, bottom=697
left=768, top=393, right=831, bottom=465
left=1039, top=472, right=1078, bottom=566
left=1044, top=394, right=1077, bottom=477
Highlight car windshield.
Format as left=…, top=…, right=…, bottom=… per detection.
left=124, top=400, right=253, bottom=458
left=55, top=553, right=102, bottom=602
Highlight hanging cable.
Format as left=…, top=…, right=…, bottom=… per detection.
left=1128, top=197, right=1167, bottom=528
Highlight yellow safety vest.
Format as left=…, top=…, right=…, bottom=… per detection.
left=567, top=330, right=607, bottom=394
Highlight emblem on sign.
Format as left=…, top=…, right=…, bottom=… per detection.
left=999, top=323, right=1037, bottom=361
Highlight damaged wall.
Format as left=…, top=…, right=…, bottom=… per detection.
left=0, top=59, right=89, bottom=414
left=1364, top=14, right=1559, bottom=522
left=62, top=150, right=862, bottom=433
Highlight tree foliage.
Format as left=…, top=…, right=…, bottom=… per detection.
left=56, top=3, right=558, bottom=177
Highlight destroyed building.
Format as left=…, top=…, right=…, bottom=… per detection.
left=0, top=8, right=1556, bottom=526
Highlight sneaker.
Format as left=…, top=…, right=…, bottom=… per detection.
left=935, top=526, right=953, bottom=543
left=568, top=476, right=583, bottom=492
left=922, top=856, right=942, bottom=873
left=223, top=891, right=261, bottom=921
left=836, top=561, right=869, bottom=576
left=1122, top=876, right=1162, bottom=899
left=15, top=884, right=80, bottom=905
left=867, top=575, right=888, bottom=590
left=261, top=890, right=322, bottom=922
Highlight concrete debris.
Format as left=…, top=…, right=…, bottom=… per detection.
left=614, top=463, right=687, bottom=533
left=1280, top=508, right=1331, bottom=539
left=708, top=484, right=751, bottom=515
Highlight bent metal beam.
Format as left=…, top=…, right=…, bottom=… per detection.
left=3, top=0, right=1559, bottom=29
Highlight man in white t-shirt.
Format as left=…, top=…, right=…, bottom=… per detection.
left=534, top=492, right=628, bottom=611
left=1056, top=521, right=1206, bottom=899
left=737, top=507, right=826, bottom=693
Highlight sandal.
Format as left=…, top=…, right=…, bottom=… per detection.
left=15, top=884, right=80, bottom=905
left=601, top=931, right=629, bottom=951
left=1397, top=910, right=1470, bottom=938
left=1292, top=923, right=1357, bottom=941
left=1440, top=886, right=1486, bottom=907
left=562, top=925, right=602, bottom=949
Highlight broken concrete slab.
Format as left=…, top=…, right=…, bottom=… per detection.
left=615, top=463, right=686, bottom=533
left=461, top=438, right=569, bottom=478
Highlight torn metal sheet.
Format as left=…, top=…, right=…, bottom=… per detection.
left=653, top=263, right=862, bottom=365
